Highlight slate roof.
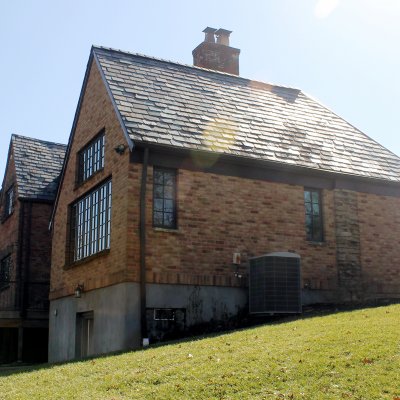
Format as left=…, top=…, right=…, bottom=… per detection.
left=93, top=45, right=400, bottom=183
left=11, top=135, right=66, bottom=201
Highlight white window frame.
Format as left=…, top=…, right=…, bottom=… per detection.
left=71, top=180, right=112, bottom=262
left=78, top=133, right=105, bottom=183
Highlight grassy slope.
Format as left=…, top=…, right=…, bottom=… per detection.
left=0, top=304, right=399, bottom=400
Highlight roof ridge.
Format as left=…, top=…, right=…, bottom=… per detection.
left=92, top=45, right=300, bottom=93
left=12, top=133, right=67, bottom=148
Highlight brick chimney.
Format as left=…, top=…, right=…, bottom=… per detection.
left=192, top=27, right=240, bottom=75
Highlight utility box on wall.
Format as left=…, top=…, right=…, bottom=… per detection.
left=249, top=252, right=302, bottom=315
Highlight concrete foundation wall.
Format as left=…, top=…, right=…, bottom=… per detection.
left=48, top=283, right=140, bottom=363
left=49, top=282, right=247, bottom=362
left=147, top=283, right=247, bottom=326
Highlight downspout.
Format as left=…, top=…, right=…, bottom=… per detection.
left=16, top=200, right=25, bottom=362
left=139, top=148, right=149, bottom=343
left=21, top=201, right=32, bottom=318
left=16, top=201, right=25, bottom=312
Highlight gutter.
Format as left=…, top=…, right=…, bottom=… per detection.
left=139, top=147, right=149, bottom=343
left=21, top=202, right=33, bottom=318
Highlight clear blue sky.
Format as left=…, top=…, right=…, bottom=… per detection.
left=1, top=0, right=399, bottom=181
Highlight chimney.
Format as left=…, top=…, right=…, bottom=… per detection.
left=192, top=27, right=240, bottom=75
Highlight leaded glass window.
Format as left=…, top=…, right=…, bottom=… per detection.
left=77, top=132, right=105, bottom=183
left=304, top=189, right=323, bottom=242
left=4, top=187, right=14, bottom=217
left=70, top=180, right=112, bottom=262
left=153, top=168, right=177, bottom=229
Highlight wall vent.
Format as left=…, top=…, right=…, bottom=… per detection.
left=154, top=308, right=175, bottom=321
left=249, top=252, right=302, bottom=314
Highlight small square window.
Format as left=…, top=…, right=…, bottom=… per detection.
left=77, top=132, right=105, bottom=184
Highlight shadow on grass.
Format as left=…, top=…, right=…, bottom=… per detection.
left=0, top=298, right=398, bottom=378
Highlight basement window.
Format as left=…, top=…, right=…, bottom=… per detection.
left=154, top=308, right=175, bottom=321
left=304, top=188, right=323, bottom=242
left=77, top=131, right=105, bottom=184
left=69, top=179, right=112, bottom=262
left=153, top=167, right=177, bottom=229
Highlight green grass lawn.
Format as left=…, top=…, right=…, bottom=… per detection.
left=0, top=304, right=399, bottom=399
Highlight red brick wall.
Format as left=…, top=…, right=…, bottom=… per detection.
left=28, top=203, right=53, bottom=282
left=140, top=166, right=338, bottom=291
left=50, top=60, right=132, bottom=299
left=0, top=147, right=19, bottom=282
left=1, top=149, right=55, bottom=311
left=130, top=163, right=400, bottom=299
left=334, top=189, right=362, bottom=299
left=358, top=192, right=400, bottom=297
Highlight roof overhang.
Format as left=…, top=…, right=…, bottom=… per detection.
left=130, top=141, right=400, bottom=197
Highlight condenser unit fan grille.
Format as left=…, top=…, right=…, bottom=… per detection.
left=249, top=253, right=301, bottom=314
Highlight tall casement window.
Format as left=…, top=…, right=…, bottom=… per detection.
left=70, top=180, right=112, bottom=262
left=4, top=187, right=14, bottom=217
left=153, top=168, right=177, bottom=229
left=304, top=189, right=323, bottom=242
left=77, top=132, right=105, bottom=183
left=0, top=255, right=11, bottom=288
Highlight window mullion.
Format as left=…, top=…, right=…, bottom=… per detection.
left=105, top=181, right=111, bottom=248
left=96, top=188, right=101, bottom=253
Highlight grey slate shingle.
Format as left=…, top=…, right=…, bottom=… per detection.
left=12, top=135, right=66, bottom=201
left=93, top=46, right=400, bottom=183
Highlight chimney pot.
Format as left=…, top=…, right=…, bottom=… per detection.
left=215, top=28, right=232, bottom=46
left=203, top=26, right=217, bottom=43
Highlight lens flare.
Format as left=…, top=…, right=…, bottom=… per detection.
left=314, top=0, right=340, bottom=19
left=191, top=118, right=238, bottom=168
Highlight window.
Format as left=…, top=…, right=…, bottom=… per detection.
left=153, top=168, right=177, bottom=229
left=153, top=308, right=175, bottom=321
left=4, top=187, right=14, bottom=217
left=0, top=255, right=11, bottom=288
left=70, top=180, right=112, bottom=262
left=304, top=189, right=323, bottom=242
left=77, top=132, right=105, bottom=183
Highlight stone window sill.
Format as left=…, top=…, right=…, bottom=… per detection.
left=63, top=249, right=110, bottom=270
left=306, top=240, right=327, bottom=246
left=153, top=227, right=181, bottom=234
left=74, top=168, right=105, bottom=191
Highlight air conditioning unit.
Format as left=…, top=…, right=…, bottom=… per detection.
left=249, top=252, right=301, bottom=315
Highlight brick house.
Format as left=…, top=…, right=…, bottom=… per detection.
left=48, top=28, right=400, bottom=363
left=0, top=135, right=65, bottom=363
